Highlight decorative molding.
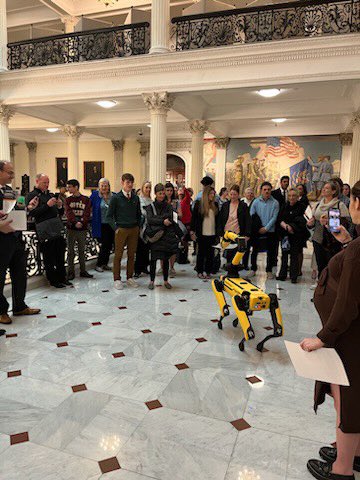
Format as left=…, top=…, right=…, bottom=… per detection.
left=62, top=125, right=84, bottom=138
left=350, top=112, right=360, bottom=130
left=0, top=104, right=15, bottom=124
left=189, top=120, right=210, bottom=135
left=26, top=142, right=37, bottom=153
left=9, top=142, right=17, bottom=158
left=111, top=140, right=124, bottom=152
left=167, top=140, right=192, bottom=151
left=142, top=92, right=175, bottom=113
left=339, top=132, right=353, bottom=146
left=215, top=137, right=230, bottom=149
left=138, top=140, right=150, bottom=156
left=61, top=16, right=80, bottom=29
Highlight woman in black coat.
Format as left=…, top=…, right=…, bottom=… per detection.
left=296, top=183, right=310, bottom=209
left=276, top=188, right=310, bottom=283
left=145, top=183, right=180, bottom=290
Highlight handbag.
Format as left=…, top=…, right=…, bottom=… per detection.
left=281, top=236, right=291, bottom=252
left=141, top=203, right=165, bottom=244
left=36, top=216, right=65, bottom=243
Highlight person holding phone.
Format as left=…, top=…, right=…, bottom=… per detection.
left=300, top=180, right=360, bottom=480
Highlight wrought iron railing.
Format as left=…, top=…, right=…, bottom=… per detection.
left=7, top=22, right=150, bottom=70
left=172, top=0, right=360, bottom=50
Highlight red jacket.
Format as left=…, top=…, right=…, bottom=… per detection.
left=65, top=194, right=91, bottom=231
left=180, top=188, right=192, bottom=225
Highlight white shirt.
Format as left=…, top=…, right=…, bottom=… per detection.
left=280, top=188, right=288, bottom=202
left=122, top=190, right=131, bottom=199
left=202, top=209, right=216, bottom=236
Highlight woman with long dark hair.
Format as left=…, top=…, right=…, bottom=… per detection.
left=301, top=180, right=360, bottom=480
left=164, top=182, right=182, bottom=276
left=190, top=186, right=219, bottom=279
left=296, top=183, right=310, bottom=209
left=134, top=181, right=152, bottom=278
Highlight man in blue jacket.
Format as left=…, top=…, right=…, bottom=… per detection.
left=249, top=181, right=279, bottom=279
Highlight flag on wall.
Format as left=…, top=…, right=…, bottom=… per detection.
left=290, top=158, right=312, bottom=189
left=265, top=137, right=300, bottom=159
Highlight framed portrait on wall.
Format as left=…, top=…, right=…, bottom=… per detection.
left=84, top=161, right=104, bottom=189
left=56, top=157, right=68, bottom=188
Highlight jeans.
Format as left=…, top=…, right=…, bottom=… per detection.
left=40, top=236, right=66, bottom=286
left=196, top=235, right=216, bottom=275
left=0, top=234, right=28, bottom=314
left=278, top=241, right=302, bottom=281
left=67, top=229, right=87, bottom=275
left=251, top=232, right=277, bottom=272
left=97, top=223, right=115, bottom=267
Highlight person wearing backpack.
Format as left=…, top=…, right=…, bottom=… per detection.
left=145, top=183, right=180, bottom=290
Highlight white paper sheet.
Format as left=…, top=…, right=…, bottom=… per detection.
left=304, top=205, right=314, bottom=221
left=284, top=340, right=349, bottom=386
left=173, top=211, right=178, bottom=224
left=0, top=210, right=27, bottom=231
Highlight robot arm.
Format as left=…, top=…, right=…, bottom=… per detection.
left=222, top=231, right=247, bottom=270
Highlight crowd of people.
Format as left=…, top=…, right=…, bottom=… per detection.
left=1, top=158, right=360, bottom=479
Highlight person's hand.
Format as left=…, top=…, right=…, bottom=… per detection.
left=0, top=219, right=15, bottom=234
left=259, top=227, right=267, bottom=234
left=245, top=236, right=250, bottom=242
left=75, top=222, right=83, bottom=229
left=332, top=224, right=352, bottom=244
left=300, top=337, right=324, bottom=352
left=287, top=225, right=294, bottom=234
left=307, top=217, right=315, bottom=227
left=56, top=198, right=63, bottom=208
left=320, top=214, right=328, bottom=227
left=27, top=196, right=39, bottom=211
left=190, top=231, right=196, bottom=241
left=0, top=210, right=6, bottom=220
left=164, top=219, right=171, bottom=226
left=280, top=221, right=287, bottom=230
left=47, top=197, right=57, bottom=208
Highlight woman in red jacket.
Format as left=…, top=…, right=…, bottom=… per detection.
left=178, top=186, right=192, bottom=262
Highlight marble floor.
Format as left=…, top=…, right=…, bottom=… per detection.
left=0, top=254, right=358, bottom=480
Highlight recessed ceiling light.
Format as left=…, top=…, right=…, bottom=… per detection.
left=257, top=88, right=281, bottom=98
left=46, top=128, right=59, bottom=133
left=96, top=100, right=117, bottom=109
left=271, top=118, right=287, bottom=123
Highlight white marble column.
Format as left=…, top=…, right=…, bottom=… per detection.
left=26, top=142, right=37, bottom=190
left=143, top=92, right=174, bottom=186
left=62, top=125, right=84, bottom=180
left=215, top=137, right=229, bottom=193
left=112, top=140, right=124, bottom=192
left=150, top=0, right=170, bottom=54
left=138, top=140, right=150, bottom=184
left=9, top=142, right=17, bottom=187
left=0, top=104, right=14, bottom=161
left=349, top=114, right=360, bottom=187
left=339, top=133, right=353, bottom=184
left=61, top=16, right=80, bottom=34
left=0, top=0, right=7, bottom=72
left=189, top=120, right=209, bottom=192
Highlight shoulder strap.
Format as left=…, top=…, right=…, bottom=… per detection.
left=151, top=202, right=157, bottom=216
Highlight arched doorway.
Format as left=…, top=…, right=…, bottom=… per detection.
left=166, top=154, right=186, bottom=186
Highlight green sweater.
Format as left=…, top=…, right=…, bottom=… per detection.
left=107, top=191, right=141, bottom=228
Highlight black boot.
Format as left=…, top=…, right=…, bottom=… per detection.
left=319, top=447, right=360, bottom=472
left=307, top=459, right=355, bottom=480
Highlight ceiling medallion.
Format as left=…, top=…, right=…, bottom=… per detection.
left=98, top=0, right=119, bottom=6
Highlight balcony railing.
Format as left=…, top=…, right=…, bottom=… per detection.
left=172, top=0, right=360, bottom=51
left=7, top=22, right=150, bottom=70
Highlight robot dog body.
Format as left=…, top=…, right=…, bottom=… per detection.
left=211, top=231, right=284, bottom=352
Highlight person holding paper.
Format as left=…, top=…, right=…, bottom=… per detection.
left=300, top=180, right=360, bottom=480
left=0, top=161, right=40, bottom=326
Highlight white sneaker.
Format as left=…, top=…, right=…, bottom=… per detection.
left=247, top=270, right=256, bottom=278
left=127, top=278, right=139, bottom=288
left=310, top=283, right=317, bottom=290
left=267, top=272, right=275, bottom=280
left=95, top=266, right=104, bottom=273
left=170, top=268, right=176, bottom=276
left=114, top=280, right=123, bottom=290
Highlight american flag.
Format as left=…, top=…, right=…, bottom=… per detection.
left=265, top=137, right=300, bottom=159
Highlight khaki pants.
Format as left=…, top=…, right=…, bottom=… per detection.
left=113, top=226, right=139, bottom=281
left=67, top=229, right=87, bottom=275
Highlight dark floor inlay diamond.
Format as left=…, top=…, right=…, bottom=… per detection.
left=175, top=363, right=189, bottom=370
left=77, top=301, right=86, bottom=304
left=196, top=337, right=207, bottom=343
left=98, top=457, right=121, bottom=474
left=193, top=289, right=199, bottom=291
left=231, top=419, right=251, bottom=431
left=6, top=333, right=17, bottom=338
left=179, top=299, right=187, bottom=302
left=145, top=400, right=163, bottom=410
left=139, top=294, right=147, bottom=297
left=263, top=326, right=273, bottom=331
left=163, top=312, right=172, bottom=316
left=57, top=342, right=68, bottom=348
left=118, top=306, right=127, bottom=310
left=92, top=322, right=102, bottom=326
left=47, top=315, right=56, bottom=319
left=142, top=329, right=152, bottom=334
left=246, top=375, right=262, bottom=384
left=10, top=432, right=29, bottom=445
left=7, top=370, right=21, bottom=378
left=72, top=384, right=87, bottom=393
left=112, top=352, right=125, bottom=358
left=102, top=290, right=110, bottom=293
left=211, top=319, right=218, bottom=323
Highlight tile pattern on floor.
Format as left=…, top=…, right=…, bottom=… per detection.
left=1, top=256, right=357, bottom=480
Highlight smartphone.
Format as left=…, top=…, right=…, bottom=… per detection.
left=328, top=207, right=341, bottom=233
left=54, top=193, right=60, bottom=199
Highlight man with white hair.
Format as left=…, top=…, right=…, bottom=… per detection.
left=26, top=173, right=70, bottom=288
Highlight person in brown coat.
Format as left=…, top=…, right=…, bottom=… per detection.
left=300, top=180, right=360, bottom=480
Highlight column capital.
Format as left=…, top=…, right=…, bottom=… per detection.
left=62, top=125, right=84, bottom=139
left=138, top=140, right=150, bottom=156
left=9, top=142, right=17, bottom=158
left=188, top=120, right=210, bottom=135
left=350, top=112, right=360, bottom=130
left=0, top=104, right=15, bottom=125
left=112, top=140, right=124, bottom=152
left=339, top=133, right=353, bottom=146
left=26, top=142, right=37, bottom=153
left=215, top=137, right=230, bottom=149
left=61, top=16, right=80, bottom=28
left=142, top=92, right=175, bottom=113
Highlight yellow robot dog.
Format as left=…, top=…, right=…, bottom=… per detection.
left=211, top=231, right=284, bottom=352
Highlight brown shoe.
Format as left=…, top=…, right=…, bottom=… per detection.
left=0, top=314, right=12, bottom=324
left=13, top=307, right=41, bottom=316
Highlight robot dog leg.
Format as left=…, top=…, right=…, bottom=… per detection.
left=211, top=279, right=230, bottom=330
left=256, top=293, right=284, bottom=352
left=231, top=294, right=255, bottom=352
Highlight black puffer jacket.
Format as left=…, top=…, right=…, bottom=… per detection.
left=145, top=200, right=179, bottom=258
left=278, top=201, right=310, bottom=247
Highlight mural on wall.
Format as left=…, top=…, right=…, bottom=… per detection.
left=225, top=135, right=341, bottom=198
left=203, top=139, right=217, bottom=182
